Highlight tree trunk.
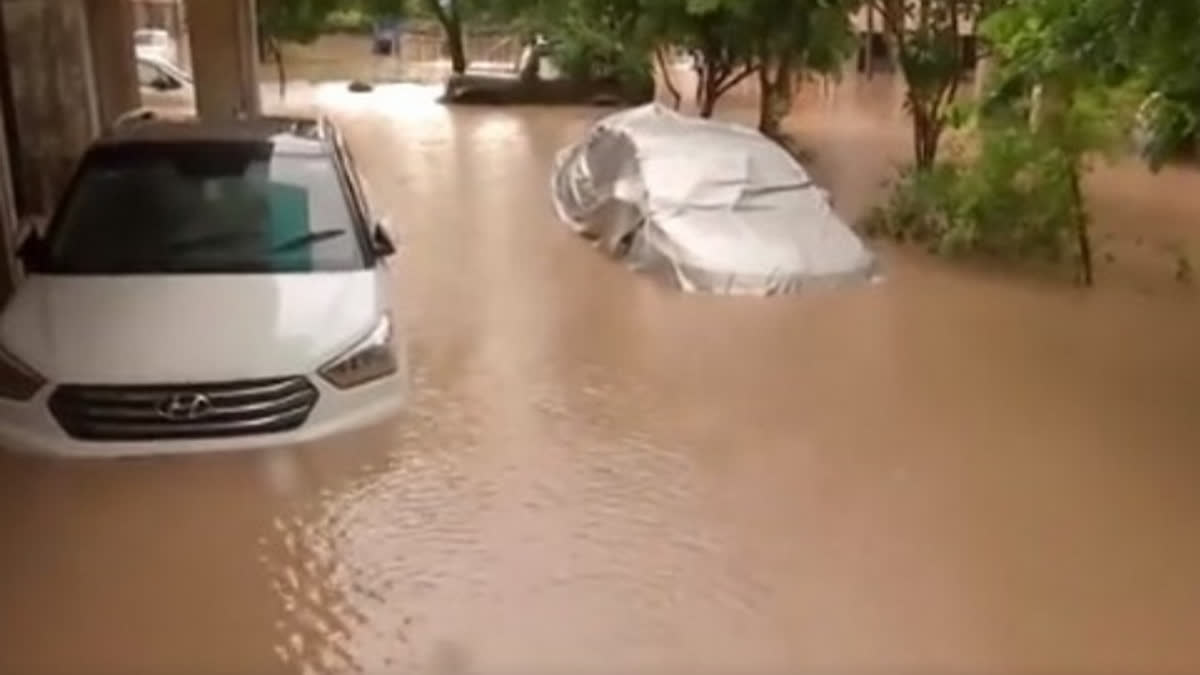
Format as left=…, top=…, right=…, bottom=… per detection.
left=445, top=16, right=466, bottom=74
left=758, top=66, right=772, bottom=134
left=910, top=99, right=943, bottom=170
left=269, top=37, right=286, bottom=100
left=427, top=0, right=467, bottom=74
left=655, top=47, right=682, bottom=110
left=865, top=5, right=875, bottom=78
left=699, top=64, right=719, bottom=117
left=699, top=86, right=716, bottom=116
left=1067, top=160, right=1093, bottom=285
left=757, top=58, right=794, bottom=139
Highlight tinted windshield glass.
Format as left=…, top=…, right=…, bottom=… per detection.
left=45, top=141, right=366, bottom=274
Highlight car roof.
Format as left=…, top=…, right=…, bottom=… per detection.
left=96, top=115, right=333, bottom=157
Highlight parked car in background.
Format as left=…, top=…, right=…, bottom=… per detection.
left=136, top=52, right=194, bottom=112
left=551, top=104, right=877, bottom=295
left=134, top=28, right=179, bottom=66
left=0, top=114, right=406, bottom=457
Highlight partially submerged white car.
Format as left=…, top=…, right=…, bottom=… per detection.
left=0, top=115, right=406, bottom=457
left=551, top=104, right=877, bottom=295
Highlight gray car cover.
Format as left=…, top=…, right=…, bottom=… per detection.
left=551, top=104, right=878, bottom=295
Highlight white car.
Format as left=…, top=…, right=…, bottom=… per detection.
left=552, top=104, right=877, bottom=295
left=134, top=28, right=179, bottom=66
left=0, top=115, right=406, bottom=457
left=136, top=53, right=194, bottom=112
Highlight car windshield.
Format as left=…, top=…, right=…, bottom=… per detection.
left=43, top=140, right=367, bottom=274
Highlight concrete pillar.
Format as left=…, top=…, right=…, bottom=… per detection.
left=184, top=0, right=259, bottom=119
left=1, top=0, right=100, bottom=215
left=84, top=0, right=139, bottom=126
left=0, top=100, right=19, bottom=301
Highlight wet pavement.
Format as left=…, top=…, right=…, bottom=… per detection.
left=1, top=81, right=1199, bottom=674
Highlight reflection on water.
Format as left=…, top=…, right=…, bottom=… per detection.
left=2, top=75, right=1199, bottom=675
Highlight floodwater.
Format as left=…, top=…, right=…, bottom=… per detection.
left=1, top=78, right=1199, bottom=675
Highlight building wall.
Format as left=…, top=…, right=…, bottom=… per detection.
left=185, top=0, right=257, bottom=118
left=85, top=0, right=139, bottom=124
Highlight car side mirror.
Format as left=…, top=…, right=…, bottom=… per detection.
left=371, top=221, right=396, bottom=257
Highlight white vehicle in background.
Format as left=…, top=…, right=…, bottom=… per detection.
left=136, top=52, right=194, bottom=112
left=134, top=28, right=179, bottom=66
left=551, top=104, right=877, bottom=295
left=0, top=114, right=406, bottom=457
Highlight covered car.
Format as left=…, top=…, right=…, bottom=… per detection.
left=551, top=104, right=878, bottom=295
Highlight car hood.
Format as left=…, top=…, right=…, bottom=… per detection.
left=0, top=271, right=387, bottom=384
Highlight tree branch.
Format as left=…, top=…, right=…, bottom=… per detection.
left=716, top=63, right=760, bottom=97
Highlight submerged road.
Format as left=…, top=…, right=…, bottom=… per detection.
left=1, top=83, right=1199, bottom=674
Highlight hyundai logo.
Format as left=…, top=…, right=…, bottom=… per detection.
left=155, top=392, right=214, bottom=421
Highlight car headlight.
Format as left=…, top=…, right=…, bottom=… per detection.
left=0, top=343, right=45, bottom=401
left=319, top=316, right=398, bottom=389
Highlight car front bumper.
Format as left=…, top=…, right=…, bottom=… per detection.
left=0, top=372, right=408, bottom=459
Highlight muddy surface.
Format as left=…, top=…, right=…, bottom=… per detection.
left=1, top=79, right=1199, bottom=674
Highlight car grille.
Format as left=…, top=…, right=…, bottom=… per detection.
left=48, top=376, right=319, bottom=442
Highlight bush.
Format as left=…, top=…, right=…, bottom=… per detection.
left=864, top=123, right=1082, bottom=264
left=323, top=9, right=373, bottom=33
left=547, top=33, right=651, bottom=91
left=1134, top=92, right=1200, bottom=169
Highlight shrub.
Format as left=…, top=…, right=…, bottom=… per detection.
left=323, top=9, right=373, bottom=33
left=864, top=123, right=1082, bottom=265
left=1134, top=92, right=1200, bottom=170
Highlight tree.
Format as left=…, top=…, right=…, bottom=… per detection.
left=746, top=0, right=856, bottom=138
left=638, top=0, right=855, bottom=132
left=642, top=0, right=758, bottom=118
left=257, top=0, right=342, bottom=97
left=870, top=0, right=987, bottom=169
left=981, top=0, right=1199, bottom=167
left=980, top=0, right=1142, bottom=285
left=497, top=0, right=653, bottom=92
left=1132, top=0, right=1200, bottom=164
left=423, top=0, right=468, bottom=74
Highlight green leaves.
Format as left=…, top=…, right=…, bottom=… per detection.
left=983, top=0, right=1200, bottom=164
left=259, top=0, right=345, bottom=44
left=865, top=125, right=1082, bottom=263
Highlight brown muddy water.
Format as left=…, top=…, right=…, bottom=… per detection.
left=1, top=79, right=1199, bottom=675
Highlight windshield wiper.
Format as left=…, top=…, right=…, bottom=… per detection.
left=269, top=229, right=346, bottom=253
left=168, top=229, right=347, bottom=254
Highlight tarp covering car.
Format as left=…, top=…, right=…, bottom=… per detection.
left=551, top=104, right=878, bottom=295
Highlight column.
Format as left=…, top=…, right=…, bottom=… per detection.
left=184, top=0, right=259, bottom=119
left=0, top=99, right=19, bottom=301
left=84, top=0, right=139, bottom=126
left=0, top=0, right=100, bottom=215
